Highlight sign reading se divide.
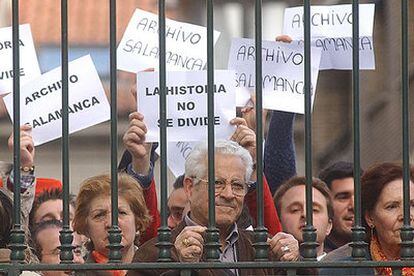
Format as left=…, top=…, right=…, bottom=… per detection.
left=137, top=70, right=236, bottom=142
left=0, top=24, right=41, bottom=95
left=3, top=55, right=110, bottom=146
left=117, top=9, right=221, bottom=73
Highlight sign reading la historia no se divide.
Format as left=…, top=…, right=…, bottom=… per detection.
left=0, top=24, right=41, bottom=95
left=117, top=8, right=220, bottom=73
left=4, top=55, right=110, bottom=146
left=137, top=70, right=236, bottom=142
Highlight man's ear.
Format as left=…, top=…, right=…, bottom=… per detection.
left=183, top=177, right=195, bottom=199
left=326, top=218, right=333, bottom=236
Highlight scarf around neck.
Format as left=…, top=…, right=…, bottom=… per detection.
left=370, top=234, right=414, bottom=276
left=91, top=250, right=126, bottom=276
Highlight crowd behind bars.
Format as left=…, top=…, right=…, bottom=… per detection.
left=0, top=35, right=413, bottom=276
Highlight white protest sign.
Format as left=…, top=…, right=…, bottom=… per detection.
left=228, top=38, right=321, bottom=114
left=0, top=24, right=41, bottom=95
left=4, top=55, right=110, bottom=146
left=138, top=70, right=236, bottom=142
left=117, top=9, right=221, bottom=73
left=155, top=141, right=197, bottom=177
left=283, top=4, right=374, bottom=39
left=283, top=4, right=375, bottom=70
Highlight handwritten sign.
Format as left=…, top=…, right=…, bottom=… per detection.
left=228, top=38, right=321, bottom=114
left=137, top=70, right=236, bottom=142
left=283, top=4, right=375, bottom=70
left=155, top=141, right=196, bottom=177
left=3, top=55, right=110, bottom=146
left=117, top=9, right=221, bottom=73
left=0, top=24, right=41, bottom=95
left=283, top=4, right=374, bottom=39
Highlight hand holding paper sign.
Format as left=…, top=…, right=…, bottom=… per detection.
left=8, top=124, right=35, bottom=169
left=230, top=117, right=256, bottom=166
left=239, top=92, right=268, bottom=134
left=275, top=35, right=293, bottom=43
left=123, top=112, right=152, bottom=175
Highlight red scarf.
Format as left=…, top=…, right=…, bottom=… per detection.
left=370, top=234, right=414, bottom=276
left=91, top=250, right=126, bottom=276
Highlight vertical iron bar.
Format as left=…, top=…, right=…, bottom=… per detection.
left=156, top=0, right=173, bottom=261
left=59, top=0, right=74, bottom=263
left=301, top=0, right=317, bottom=261
left=204, top=0, right=220, bottom=262
left=399, top=0, right=414, bottom=260
left=350, top=0, right=367, bottom=260
left=9, top=0, right=26, bottom=262
left=253, top=0, right=268, bottom=261
left=107, top=0, right=123, bottom=262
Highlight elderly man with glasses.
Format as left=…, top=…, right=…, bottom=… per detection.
left=128, top=140, right=301, bottom=276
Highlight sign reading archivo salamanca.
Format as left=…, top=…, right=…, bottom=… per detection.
left=3, top=55, right=110, bottom=146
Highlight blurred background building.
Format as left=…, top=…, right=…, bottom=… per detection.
left=0, top=0, right=413, bottom=193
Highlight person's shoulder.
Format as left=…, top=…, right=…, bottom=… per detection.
left=322, top=243, right=353, bottom=262
left=320, top=243, right=374, bottom=276
left=134, top=236, right=160, bottom=262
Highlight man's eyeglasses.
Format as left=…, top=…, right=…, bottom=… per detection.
left=194, top=177, right=248, bottom=196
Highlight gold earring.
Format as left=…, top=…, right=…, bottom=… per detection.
left=370, top=225, right=375, bottom=237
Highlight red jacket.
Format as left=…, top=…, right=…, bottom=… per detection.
left=140, top=177, right=161, bottom=244
left=244, top=175, right=282, bottom=235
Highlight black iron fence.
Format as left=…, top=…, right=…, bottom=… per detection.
left=0, top=0, right=412, bottom=275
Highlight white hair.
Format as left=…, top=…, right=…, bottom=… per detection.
left=184, top=140, right=253, bottom=181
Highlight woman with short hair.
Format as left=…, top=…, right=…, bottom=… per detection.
left=73, top=173, right=151, bottom=274
left=321, top=162, right=414, bottom=275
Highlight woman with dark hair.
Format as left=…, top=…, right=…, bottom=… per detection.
left=321, top=162, right=414, bottom=275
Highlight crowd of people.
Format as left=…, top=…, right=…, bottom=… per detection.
left=1, top=39, right=413, bottom=276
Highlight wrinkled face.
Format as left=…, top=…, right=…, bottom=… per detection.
left=34, top=199, right=75, bottom=224
left=86, top=196, right=136, bottom=256
left=185, top=153, right=246, bottom=229
left=365, top=180, right=414, bottom=254
left=279, top=185, right=332, bottom=245
left=330, top=178, right=354, bottom=238
left=38, top=226, right=84, bottom=276
left=167, top=188, right=188, bottom=229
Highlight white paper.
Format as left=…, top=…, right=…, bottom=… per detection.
left=282, top=4, right=375, bottom=70
left=283, top=4, right=375, bottom=39
left=228, top=38, right=321, bottom=114
left=3, top=55, right=110, bottom=146
left=117, top=9, right=221, bottom=73
left=155, top=141, right=197, bottom=177
left=137, top=70, right=236, bottom=142
left=0, top=24, right=41, bottom=95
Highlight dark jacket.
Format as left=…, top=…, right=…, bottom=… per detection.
left=127, top=221, right=284, bottom=276
left=319, top=243, right=374, bottom=275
